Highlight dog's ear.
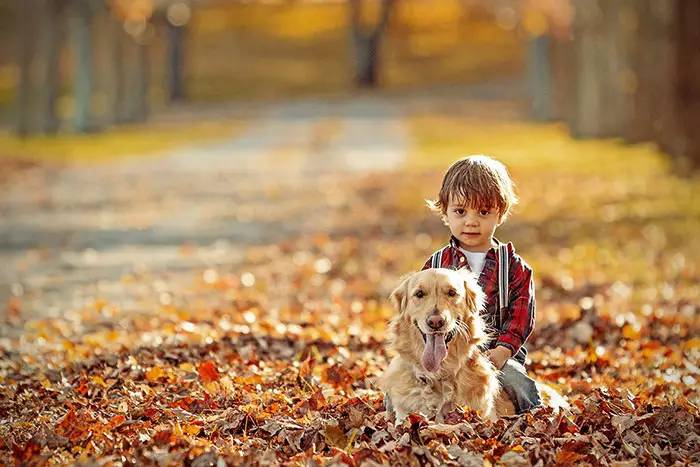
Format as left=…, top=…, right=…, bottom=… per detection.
left=390, top=273, right=413, bottom=314
left=456, top=269, right=489, bottom=345
left=459, top=269, right=485, bottom=313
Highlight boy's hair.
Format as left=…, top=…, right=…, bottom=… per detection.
left=427, top=155, right=518, bottom=221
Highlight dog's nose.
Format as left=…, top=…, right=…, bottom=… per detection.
left=427, top=315, right=445, bottom=330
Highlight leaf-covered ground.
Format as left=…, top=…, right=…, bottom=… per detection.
left=1, top=105, right=699, bottom=465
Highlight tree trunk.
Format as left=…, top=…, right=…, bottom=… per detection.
left=570, top=0, right=607, bottom=138
left=70, top=0, right=95, bottom=133
left=550, top=32, right=575, bottom=124
left=39, top=0, right=67, bottom=134
left=124, top=33, right=150, bottom=123
left=527, top=34, right=552, bottom=121
left=604, top=0, right=637, bottom=138
left=647, top=0, right=676, bottom=144
left=108, top=16, right=127, bottom=124
left=135, top=40, right=150, bottom=121
left=349, top=0, right=394, bottom=88
left=167, top=22, right=186, bottom=102
left=15, top=0, right=38, bottom=137
left=673, top=0, right=700, bottom=169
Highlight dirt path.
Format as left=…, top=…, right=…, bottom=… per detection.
left=0, top=98, right=411, bottom=327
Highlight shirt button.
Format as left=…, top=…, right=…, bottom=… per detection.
left=459, top=257, right=465, bottom=262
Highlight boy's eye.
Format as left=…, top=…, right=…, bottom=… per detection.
left=455, top=208, right=465, bottom=215
left=479, top=209, right=491, bottom=216
left=415, top=290, right=425, bottom=299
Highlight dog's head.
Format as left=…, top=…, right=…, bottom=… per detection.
left=390, top=268, right=487, bottom=372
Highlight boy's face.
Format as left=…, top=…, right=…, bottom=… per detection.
left=445, top=196, right=503, bottom=252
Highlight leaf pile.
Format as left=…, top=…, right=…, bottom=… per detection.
left=2, top=122, right=700, bottom=465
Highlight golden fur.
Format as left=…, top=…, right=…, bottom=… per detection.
left=378, top=268, right=566, bottom=422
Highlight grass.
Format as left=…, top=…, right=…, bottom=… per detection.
left=0, top=119, right=245, bottom=164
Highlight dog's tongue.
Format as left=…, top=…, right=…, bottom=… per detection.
left=422, top=333, right=448, bottom=372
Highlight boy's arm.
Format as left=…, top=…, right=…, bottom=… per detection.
left=496, top=258, right=536, bottom=358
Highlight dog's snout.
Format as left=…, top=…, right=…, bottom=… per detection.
left=427, top=315, right=445, bottom=330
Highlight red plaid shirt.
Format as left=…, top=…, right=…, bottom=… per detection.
left=421, top=236, right=536, bottom=360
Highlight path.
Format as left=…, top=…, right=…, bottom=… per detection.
left=0, top=97, right=409, bottom=327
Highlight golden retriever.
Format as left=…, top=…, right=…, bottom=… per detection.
left=378, top=268, right=567, bottom=422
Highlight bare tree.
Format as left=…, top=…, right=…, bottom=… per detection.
left=15, top=0, right=39, bottom=136
left=164, top=1, right=191, bottom=102
left=349, top=0, right=394, bottom=88
left=670, top=0, right=700, bottom=169
left=69, top=0, right=97, bottom=132
left=39, top=0, right=68, bottom=134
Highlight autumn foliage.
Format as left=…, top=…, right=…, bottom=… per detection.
left=1, top=120, right=699, bottom=465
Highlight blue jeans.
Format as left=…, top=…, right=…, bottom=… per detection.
left=498, top=359, right=542, bottom=414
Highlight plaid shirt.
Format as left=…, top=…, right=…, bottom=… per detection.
left=422, top=236, right=536, bottom=361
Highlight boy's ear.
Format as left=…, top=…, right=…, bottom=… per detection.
left=390, top=274, right=413, bottom=314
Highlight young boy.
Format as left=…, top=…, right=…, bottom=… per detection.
left=422, top=154, right=541, bottom=414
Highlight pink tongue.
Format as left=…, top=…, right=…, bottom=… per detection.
left=422, top=333, right=448, bottom=372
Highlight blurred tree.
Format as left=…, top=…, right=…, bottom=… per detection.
left=164, top=1, right=191, bottom=102
left=569, top=0, right=607, bottom=138
left=69, top=0, right=98, bottom=132
left=107, top=7, right=128, bottom=123
left=15, top=0, right=38, bottom=136
left=668, top=0, right=700, bottom=169
left=557, top=0, right=700, bottom=169
left=39, top=0, right=68, bottom=134
left=111, top=0, right=154, bottom=122
left=349, top=0, right=394, bottom=87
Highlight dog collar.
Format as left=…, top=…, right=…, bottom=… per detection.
left=415, top=320, right=459, bottom=345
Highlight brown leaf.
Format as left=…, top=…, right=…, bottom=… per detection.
left=555, top=449, right=585, bottom=466
left=322, top=364, right=353, bottom=391
left=12, top=438, right=41, bottom=462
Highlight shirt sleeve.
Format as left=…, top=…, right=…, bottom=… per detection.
left=421, top=255, right=433, bottom=271
left=496, top=256, right=536, bottom=357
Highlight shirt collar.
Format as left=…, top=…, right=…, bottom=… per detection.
left=449, top=235, right=503, bottom=253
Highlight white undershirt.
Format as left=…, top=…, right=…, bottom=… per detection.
left=459, top=248, right=487, bottom=275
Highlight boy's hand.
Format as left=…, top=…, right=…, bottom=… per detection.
left=487, top=345, right=512, bottom=370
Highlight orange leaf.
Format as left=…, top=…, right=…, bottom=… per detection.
left=146, top=366, right=165, bottom=382
left=198, top=360, right=220, bottom=383
left=12, top=438, right=40, bottom=462
left=104, top=414, right=126, bottom=432
left=555, top=449, right=584, bottom=465
left=183, top=423, right=202, bottom=436
left=299, top=355, right=314, bottom=379
left=75, top=379, right=89, bottom=395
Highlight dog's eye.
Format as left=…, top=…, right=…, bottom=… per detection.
left=414, top=290, right=425, bottom=299
left=448, top=289, right=457, bottom=297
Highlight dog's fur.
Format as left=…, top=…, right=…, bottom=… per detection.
left=378, top=268, right=566, bottom=422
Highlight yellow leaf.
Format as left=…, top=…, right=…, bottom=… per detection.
left=91, top=375, right=108, bottom=388
left=172, top=422, right=183, bottom=440
left=146, top=367, right=165, bottom=382
left=183, top=424, right=201, bottom=436
left=204, top=381, right=220, bottom=395
left=179, top=362, right=195, bottom=372
left=683, top=337, right=700, bottom=351
left=622, top=324, right=641, bottom=340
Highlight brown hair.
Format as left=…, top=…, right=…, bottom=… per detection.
left=427, top=155, right=518, bottom=221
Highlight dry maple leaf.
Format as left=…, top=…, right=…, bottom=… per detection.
left=198, top=360, right=220, bottom=383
